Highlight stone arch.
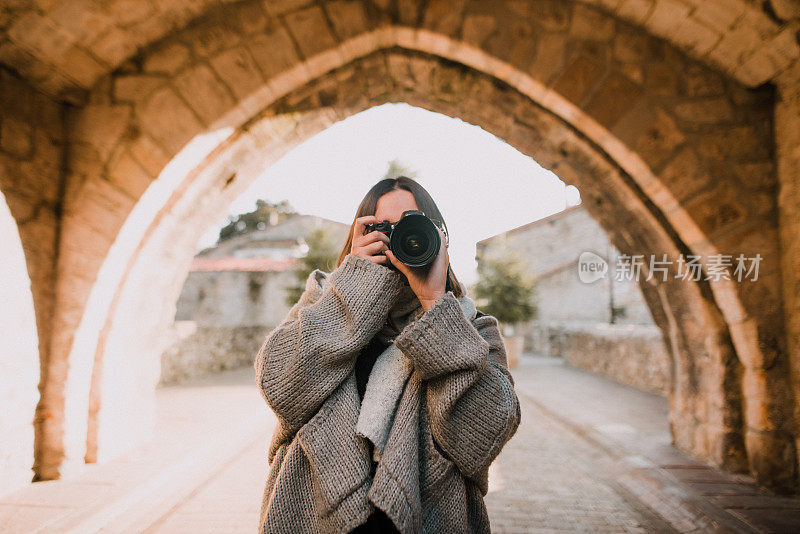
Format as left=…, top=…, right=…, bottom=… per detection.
left=0, top=190, right=40, bottom=495
left=41, top=0, right=794, bottom=492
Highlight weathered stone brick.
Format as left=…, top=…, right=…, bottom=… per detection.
left=397, top=0, right=421, bottom=25
left=634, top=107, right=686, bottom=170
left=673, top=97, right=734, bottom=123
left=174, top=64, right=236, bottom=126
left=617, top=0, right=655, bottom=25
left=72, top=104, right=132, bottom=162
left=585, top=70, right=643, bottom=129
left=462, top=14, right=496, bottom=47
left=128, top=133, right=170, bottom=177
left=672, top=15, right=721, bottom=56
left=644, top=62, right=680, bottom=96
left=190, top=17, right=243, bottom=58
left=137, top=87, right=204, bottom=154
left=210, top=47, right=265, bottom=100
left=247, top=26, right=301, bottom=79
left=643, top=0, right=691, bottom=38
left=107, top=149, right=153, bottom=199
left=551, top=53, right=606, bottom=106
left=570, top=4, right=614, bottom=40
left=530, top=0, right=570, bottom=31
left=87, top=26, right=138, bottom=67
left=144, top=42, right=191, bottom=75
left=284, top=6, right=338, bottom=58
left=325, top=0, right=369, bottom=40
left=262, top=0, right=315, bottom=17
left=527, top=31, right=567, bottom=85
left=113, top=74, right=165, bottom=103
left=422, top=0, right=467, bottom=35
left=0, top=118, right=34, bottom=159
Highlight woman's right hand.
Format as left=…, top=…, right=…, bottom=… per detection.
left=351, top=215, right=391, bottom=265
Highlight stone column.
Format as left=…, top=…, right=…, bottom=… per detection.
left=775, top=59, right=800, bottom=486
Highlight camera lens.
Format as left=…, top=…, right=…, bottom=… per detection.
left=390, top=213, right=441, bottom=267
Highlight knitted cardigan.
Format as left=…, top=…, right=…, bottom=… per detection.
left=254, top=253, right=521, bottom=533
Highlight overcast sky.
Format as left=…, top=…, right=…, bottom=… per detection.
left=196, top=103, right=581, bottom=286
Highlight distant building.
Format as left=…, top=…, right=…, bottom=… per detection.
left=162, top=214, right=350, bottom=384
left=476, top=205, right=669, bottom=397
left=475, top=204, right=653, bottom=326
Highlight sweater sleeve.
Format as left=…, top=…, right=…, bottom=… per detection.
left=254, top=253, right=406, bottom=459
left=393, top=291, right=521, bottom=494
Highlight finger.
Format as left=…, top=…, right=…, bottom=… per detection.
left=360, top=230, right=390, bottom=245
left=365, top=254, right=389, bottom=264
left=362, top=240, right=388, bottom=255
left=385, top=250, right=410, bottom=276
left=353, top=215, right=383, bottom=240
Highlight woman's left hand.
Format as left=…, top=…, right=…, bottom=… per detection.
left=385, top=227, right=449, bottom=312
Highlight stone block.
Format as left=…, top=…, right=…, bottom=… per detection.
left=617, top=0, right=655, bottom=25
left=247, top=26, right=300, bottom=79
left=144, top=42, right=191, bottom=75
left=672, top=15, right=721, bottom=56
left=113, top=74, right=164, bottom=103
left=174, top=64, right=236, bottom=126
left=397, top=0, right=421, bottom=25
left=87, top=26, right=137, bottom=68
left=530, top=0, right=570, bottom=31
left=0, top=117, right=34, bottom=159
left=128, top=133, right=170, bottom=177
left=262, top=0, right=315, bottom=16
left=692, top=0, right=744, bottom=33
left=325, top=0, right=369, bottom=40
left=584, top=70, right=643, bottom=129
left=191, top=17, right=243, bottom=59
left=643, top=0, right=691, bottom=38
left=570, top=4, right=615, bottom=40
left=72, top=104, right=132, bottom=162
left=107, top=150, right=153, bottom=200
left=462, top=15, right=496, bottom=47
left=551, top=53, right=606, bottom=106
left=422, top=0, right=467, bottom=35
left=8, top=13, right=76, bottom=61
left=284, top=6, right=338, bottom=58
left=138, top=87, right=204, bottom=154
left=210, top=47, right=265, bottom=100
left=643, top=61, right=679, bottom=96
left=633, top=107, right=685, bottom=170
left=60, top=46, right=106, bottom=88
left=527, top=31, right=567, bottom=85
left=672, top=96, right=734, bottom=123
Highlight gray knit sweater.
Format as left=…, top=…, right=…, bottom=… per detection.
left=254, top=253, right=521, bottom=533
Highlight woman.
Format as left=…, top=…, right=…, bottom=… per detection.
left=254, top=176, right=521, bottom=533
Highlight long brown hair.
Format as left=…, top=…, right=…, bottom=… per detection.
left=335, top=176, right=464, bottom=298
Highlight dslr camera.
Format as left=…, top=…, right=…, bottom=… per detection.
left=364, top=210, right=449, bottom=268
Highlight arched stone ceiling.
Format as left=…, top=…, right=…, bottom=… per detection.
left=0, top=0, right=797, bottom=103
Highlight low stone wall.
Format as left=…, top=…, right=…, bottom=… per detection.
left=522, top=321, right=671, bottom=397
left=159, top=321, right=270, bottom=385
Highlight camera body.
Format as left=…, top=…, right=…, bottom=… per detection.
left=364, top=210, right=449, bottom=268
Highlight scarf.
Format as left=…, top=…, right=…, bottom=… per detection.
left=355, top=281, right=477, bottom=463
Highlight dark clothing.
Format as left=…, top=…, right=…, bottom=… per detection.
left=348, top=507, right=400, bottom=533
left=354, top=336, right=391, bottom=402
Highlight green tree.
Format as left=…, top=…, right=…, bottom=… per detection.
left=218, top=199, right=296, bottom=242
left=284, top=227, right=340, bottom=306
left=473, top=249, right=538, bottom=329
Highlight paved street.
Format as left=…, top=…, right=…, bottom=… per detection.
left=2, top=355, right=799, bottom=533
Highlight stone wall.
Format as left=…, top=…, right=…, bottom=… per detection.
left=524, top=321, right=671, bottom=397
left=164, top=269, right=296, bottom=384
left=0, top=68, right=63, bottom=494
left=159, top=322, right=267, bottom=385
